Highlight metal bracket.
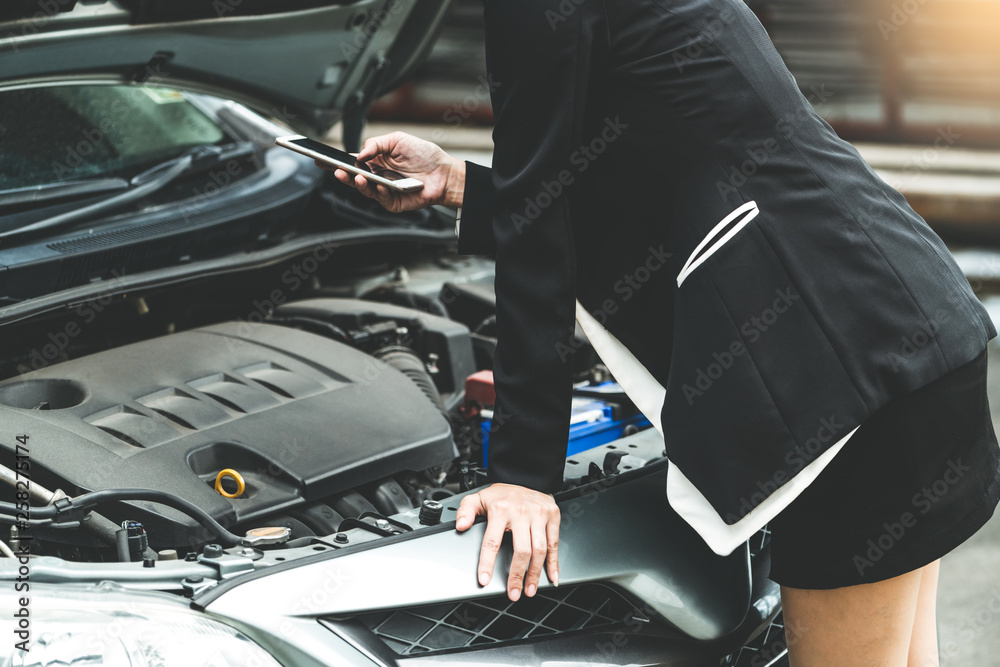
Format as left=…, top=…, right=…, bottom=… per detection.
left=196, top=552, right=255, bottom=579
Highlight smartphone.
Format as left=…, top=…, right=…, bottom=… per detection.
left=275, top=135, right=424, bottom=193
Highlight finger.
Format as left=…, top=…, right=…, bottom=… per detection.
left=545, top=511, right=560, bottom=587
left=354, top=174, right=376, bottom=198
left=372, top=187, right=398, bottom=212
left=455, top=493, right=484, bottom=532
left=367, top=154, right=390, bottom=171
left=332, top=169, right=354, bottom=186
left=368, top=183, right=399, bottom=210
left=314, top=159, right=336, bottom=172
left=524, top=521, right=547, bottom=598
left=478, top=513, right=507, bottom=588
left=506, top=519, right=532, bottom=602
left=356, top=133, right=399, bottom=162
left=355, top=142, right=379, bottom=163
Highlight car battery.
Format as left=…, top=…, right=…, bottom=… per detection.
left=471, top=375, right=651, bottom=467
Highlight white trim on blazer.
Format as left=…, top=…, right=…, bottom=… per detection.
left=575, top=300, right=860, bottom=556
left=676, top=200, right=760, bottom=288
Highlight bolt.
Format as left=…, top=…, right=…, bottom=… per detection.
left=202, top=543, right=224, bottom=559
left=419, top=499, right=444, bottom=525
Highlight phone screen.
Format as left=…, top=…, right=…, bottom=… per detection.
left=288, top=138, right=405, bottom=181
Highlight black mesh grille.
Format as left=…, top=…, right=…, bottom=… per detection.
left=349, top=527, right=775, bottom=658
left=355, top=583, right=643, bottom=655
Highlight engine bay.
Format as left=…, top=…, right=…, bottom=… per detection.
left=0, top=258, right=654, bottom=566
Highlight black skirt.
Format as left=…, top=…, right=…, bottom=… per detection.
left=767, top=345, right=1000, bottom=590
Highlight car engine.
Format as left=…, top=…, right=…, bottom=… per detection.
left=0, top=298, right=479, bottom=560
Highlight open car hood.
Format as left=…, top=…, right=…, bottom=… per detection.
left=0, top=0, right=453, bottom=137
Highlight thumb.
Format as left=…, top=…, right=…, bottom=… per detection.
left=356, top=134, right=395, bottom=163
left=455, top=492, right=485, bottom=532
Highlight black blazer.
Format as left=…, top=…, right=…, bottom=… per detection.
left=458, top=0, right=996, bottom=531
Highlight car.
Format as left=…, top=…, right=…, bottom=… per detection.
left=0, top=2, right=786, bottom=665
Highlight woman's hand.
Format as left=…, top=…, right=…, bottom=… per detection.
left=455, top=483, right=560, bottom=601
left=315, top=131, right=465, bottom=213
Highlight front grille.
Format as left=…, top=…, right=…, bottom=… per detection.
left=354, top=583, right=644, bottom=655
left=346, top=525, right=776, bottom=659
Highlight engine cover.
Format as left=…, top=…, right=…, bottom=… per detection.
left=0, top=322, right=456, bottom=544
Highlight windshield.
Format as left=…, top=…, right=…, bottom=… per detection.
left=0, top=85, right=225, bottom=191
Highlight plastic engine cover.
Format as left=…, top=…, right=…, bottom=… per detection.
left=0, top=322, right=456, bottom=544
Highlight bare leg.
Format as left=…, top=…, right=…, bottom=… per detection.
left=781, top=568, right=924, bottom=666
left=908, top=560, right=941, bottom=667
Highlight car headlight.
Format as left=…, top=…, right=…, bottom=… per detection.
left=3, top=582, right=282, bottom=667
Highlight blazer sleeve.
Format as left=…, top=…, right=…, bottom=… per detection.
left=478, top=0, right=607, bottom=494
left=456, top=161, right=497, bottom=257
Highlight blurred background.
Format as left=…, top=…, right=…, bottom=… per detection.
left=336, top=1, right=1000, bottom=663
left=354, top=0, right=1000, bottom=239
left=372, top=0, right=1000, bottom=142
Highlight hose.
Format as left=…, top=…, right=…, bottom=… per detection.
left=373, top=345, right=447, bottom=414
left=374, top=345, right=461, bottom=486
left=0, top=488, right=243, bottom=547
left=364, top=287, right=450, bottom=318
left=0, top=462, right=157, bottom=559
left=473, top=315, right=496, bottom=335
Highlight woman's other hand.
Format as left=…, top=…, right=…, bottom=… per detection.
left=455, top=483, right=560, bottom=602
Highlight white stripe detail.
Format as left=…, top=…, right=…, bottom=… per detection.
left=676, top=200, right=760, bottom=287
left=575, top=299, right=860, bottom=556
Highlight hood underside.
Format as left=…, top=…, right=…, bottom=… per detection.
left=0, top=0, right=453, bottom=135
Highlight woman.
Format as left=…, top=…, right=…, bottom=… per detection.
left=318, top=0, right=1000, bottom=663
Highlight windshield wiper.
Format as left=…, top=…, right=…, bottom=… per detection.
left=0, top=178, right=132, bottom=208
left=0, top=142, right=260, bottom=242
